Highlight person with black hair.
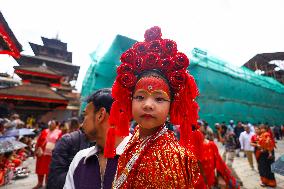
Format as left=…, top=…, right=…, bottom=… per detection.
left=63, top=88, right=131, bottom=189
left=47, top=90, right=113, bottom=189
left=234, top=121, right=244, bottom=157
left=68, top=117, right=80, bottom=133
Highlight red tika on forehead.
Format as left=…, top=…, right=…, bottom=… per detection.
left=135, top=76, right=170, bottom=97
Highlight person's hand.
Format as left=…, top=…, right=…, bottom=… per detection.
left=268, top=153, right=273, bottom=159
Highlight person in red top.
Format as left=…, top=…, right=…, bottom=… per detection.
left=250, top=126, right=261, bottom=163
left=16, top=148, right=27, bottom=161
left=257, top=124, right=277, bottom=187
left=0, top=153, right=4, bottom=186
left=106, top=26, right=204, bottom=188
left=33, top=120, right=62, bottom=189
left=0, top=151, right=18, bottom=185
left=200, top=126, right=239, bottom=189
left=11, top=152, right=22, bottom=167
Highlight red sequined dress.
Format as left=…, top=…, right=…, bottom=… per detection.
left=114, top=126, right=202, bottom=189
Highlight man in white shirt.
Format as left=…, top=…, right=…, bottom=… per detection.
left=239, top=125, right=255, bottom=170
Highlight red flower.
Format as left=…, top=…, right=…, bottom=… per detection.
left=169, top=70, right=186, bottom=91
left=133, top=42, right=148, bottom=56
left=148, top=40, right=162, bottom=54
left=160, top=58, right=174, bottom=72
left=143, top=53, right=161, bottom=70
left=133, top=57, right=143, bottom=73
left=118, top=73, right=137, bottom=88
left=120, top=49, right=136, bottom=65
left=162, top=39, right=177, bottom=56
left=117, top=63, right=133, bottom=75
left=144, top=26, right=162, bottom=42
left=173, top=52, right=189, bottom=70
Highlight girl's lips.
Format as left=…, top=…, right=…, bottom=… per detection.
left=141, top=114, right=154, bottom=118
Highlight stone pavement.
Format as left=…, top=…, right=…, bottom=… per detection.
left=217, top=139, right=284, bottom=189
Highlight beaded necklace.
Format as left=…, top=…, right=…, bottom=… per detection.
left=113, top=125, right=168, bottom=189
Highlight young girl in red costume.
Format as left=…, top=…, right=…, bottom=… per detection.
left=104, top=26, right=205, bottom=188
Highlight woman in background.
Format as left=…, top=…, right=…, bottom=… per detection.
left=257, top=124, right=277, bottom=188
left=33, top=120, right=61, bottom=189
left=250, top=126, right=261, bottom=167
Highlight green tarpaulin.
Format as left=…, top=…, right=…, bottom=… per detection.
left=81, top=35, right=136, bottom=111
left=191, top=48, right=284, bottom=126
left=81, top=35, right=284, bottom=127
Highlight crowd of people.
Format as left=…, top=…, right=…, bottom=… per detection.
left=1, top=26, right=284, bottom=189
left=0, top=114, right=82, bottom=187
left=214, top=120, right=283, bottom=188
left=0, top=141, right=29, bottom=185
left=1, top=113, right=282, bottom=188
left=0, top=114, right=34, bottom=186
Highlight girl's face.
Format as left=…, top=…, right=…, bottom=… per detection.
left=132, top=76, right=171, bottom=130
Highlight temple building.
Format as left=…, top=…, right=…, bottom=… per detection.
left=0, top=36, right=80, bottom=122
left=0, top=73, right=20, bottom=89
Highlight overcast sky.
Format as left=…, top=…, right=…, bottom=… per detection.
left=1, top=0, right=284, bottom=91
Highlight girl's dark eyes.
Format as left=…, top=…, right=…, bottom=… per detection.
left=133, top=95, right=169, bottom=102
left=133, top=95, right=144, bottom=100
left=155, top=97, right=167, bottom=102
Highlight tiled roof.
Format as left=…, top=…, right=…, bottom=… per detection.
left=0, top=83, right=68, bottom=103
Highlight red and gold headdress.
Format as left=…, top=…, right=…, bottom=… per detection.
left=105, top=26, right=200, bottom=158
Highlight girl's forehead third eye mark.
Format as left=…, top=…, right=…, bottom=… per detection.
left=135, top=76, right=170, bottom=97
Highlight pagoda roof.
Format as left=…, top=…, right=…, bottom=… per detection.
left=0, top=11, right=22, bottom=58
left=29, top=42, right=72, bottom=62
left=62, top=91, right=80, bottom=100
left=0, top=72, right=10, bottom=77
left=17, top=54, right=80, bottom=80
left=19, top=54, right=75, bottom=66
left=0, top=83, right=68, bottom=104
left=51, top=83, right=75, bottom=91
left=42, top=37, right=67, bottom=51
left=0, top=75, right=20, bottom=84
left=14, top=65, right=62, bottom=79
left=63, top=92, right=80, bottom=110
